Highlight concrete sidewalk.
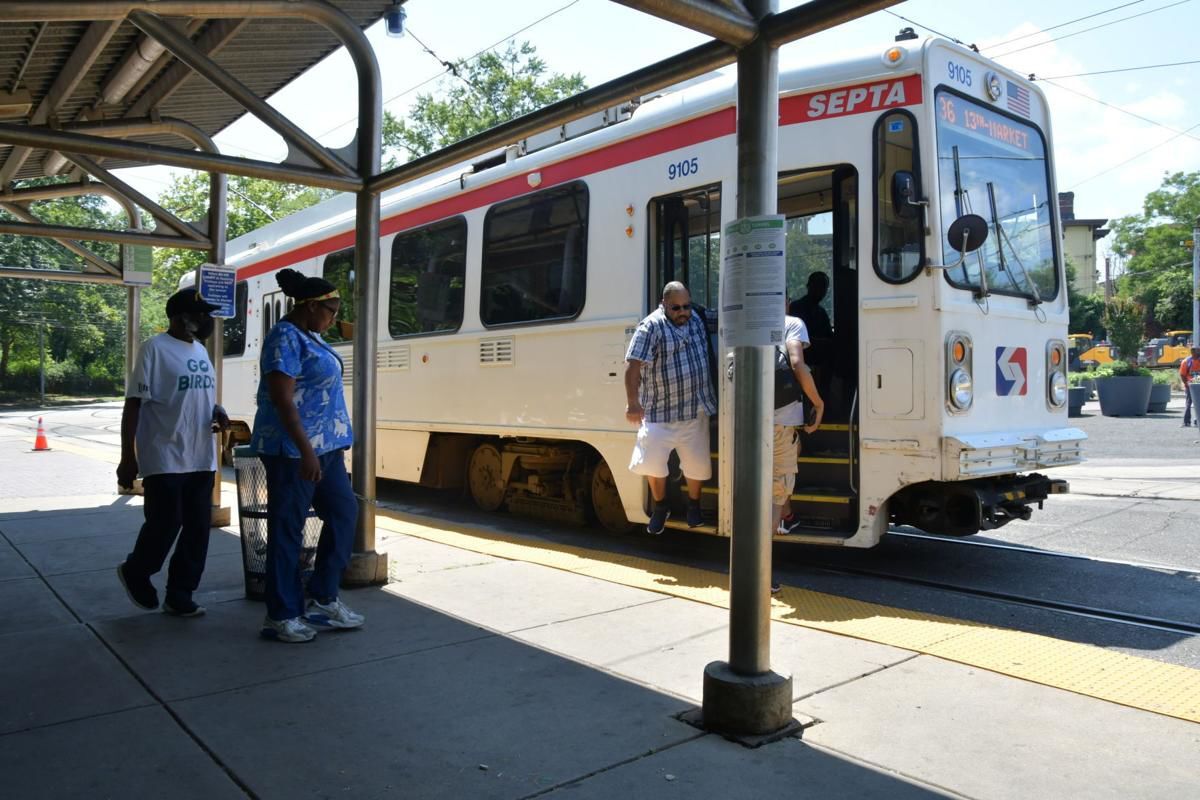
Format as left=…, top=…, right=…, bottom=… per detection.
left=1, top=425, right=1197, bottom=799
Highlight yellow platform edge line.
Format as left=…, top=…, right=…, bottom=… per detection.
left=375, top=510, right=1200, bottom=725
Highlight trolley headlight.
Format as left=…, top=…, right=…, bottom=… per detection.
left=949, top=368, right=973, bottom=410
left=1048, top=371, right=1068, bottom=407
left=1046, top=340, right=1068, bottom=409
left=945, top=333, right=974, bottom=413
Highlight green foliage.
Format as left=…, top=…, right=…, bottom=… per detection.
left=1067, top=371, right=1094, bottom=387
left=1110, top=170, right=1200, bottom=333
left=1064, top=260, right=1106, bottom=338
left=1092, top=360, right=1151, bottom=378
left=1104, top=296, right=1146, bottom=366
left=1151, top=368, right=1179, bottom=387
left=383, top=41, right=587, bottom=163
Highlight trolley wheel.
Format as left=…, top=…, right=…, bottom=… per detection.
left=467, top=442, right=506, bottom=511
left=591, top=459, right=630, bottom=533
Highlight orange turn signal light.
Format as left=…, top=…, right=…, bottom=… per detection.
left=952, top=341, right=966, bottom=363
left=1051, top=348, right=1062, bottom=367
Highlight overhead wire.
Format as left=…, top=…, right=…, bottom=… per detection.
left=1035, top=58, right=1200, bottom=79
left=990, top=0, right=1194, bottom=58
left=983, top=0, right=1147, bottom=50
left=1067, top=120, right=1200, bottom=189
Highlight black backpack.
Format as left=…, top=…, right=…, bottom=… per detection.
left=774, top=344, right=801, bottom=409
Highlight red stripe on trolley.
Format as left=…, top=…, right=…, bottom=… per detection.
left=235, top=108, right=735, bottom=281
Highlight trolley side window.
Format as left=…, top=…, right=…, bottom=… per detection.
left=389, top=216, right=467, bottom=338
left=222, top=280, right=248, bottom=357
left=480, top=181, right=588, bottom=327
left=873, top=110, right=924, bottom=283
left=321, top=248, right=356, bottom=343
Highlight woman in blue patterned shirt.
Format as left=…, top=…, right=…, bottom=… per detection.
left=251, top=268, right=363, bottom=643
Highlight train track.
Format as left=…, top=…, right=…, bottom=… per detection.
left=805, top=557, right=1200, bottom=637
left=887, top=529, right=1199, bottom=574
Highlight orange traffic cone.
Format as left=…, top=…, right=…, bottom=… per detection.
left=32, top=417, right=51, bottom=452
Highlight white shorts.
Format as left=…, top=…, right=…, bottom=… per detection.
left=772, top=424, right=800, bottom=507
left=629, top=415, right=712, bottom=481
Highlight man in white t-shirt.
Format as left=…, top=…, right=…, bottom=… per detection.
left=116, top=288, right=229, bottom=617
left=772, top=313, right=824, bottom=590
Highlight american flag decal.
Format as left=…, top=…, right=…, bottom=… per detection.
left=1006, top=80, right=1030, bottom=116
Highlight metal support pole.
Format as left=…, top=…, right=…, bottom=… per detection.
left=727, top=7, right=778, bottom=676
left=702, top=0, right=793, bottom=739
left=1192, top=216, right=1199, bottom=340
left=205, top=167, right=230, bottom=527
left=125, top=286, right=140, bottom=388
left=39, top=323, right=45, bottom=405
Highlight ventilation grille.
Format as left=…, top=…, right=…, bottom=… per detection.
left=479, top=336, right=515, bottom=366
left=377, top=346, right=410, bottom=370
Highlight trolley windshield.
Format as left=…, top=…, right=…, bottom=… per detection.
left=935, top=88, right=1058, bottom=301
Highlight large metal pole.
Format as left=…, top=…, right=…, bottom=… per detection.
left=39, top=323, right=45, bottom=406
left=1193, top=216, right=1199, bottom=340
left=728, top=1, right=778, bottom=677
left=702, top=0, right=792, bottom=738
left=206, top=167, right=230, bottom=526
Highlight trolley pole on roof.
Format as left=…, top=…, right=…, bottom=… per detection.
left=702, top=0, right=794, bottom=738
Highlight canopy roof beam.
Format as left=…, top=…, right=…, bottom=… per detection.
left=0, top=266, right=125, bottom=284
left=66, top=153, right=207, bottom=243
left=371, top=0, right=898, bottom=195
left=610, top=0, right=758, bottom=46
left=0, top=218, right=210, bottom=251
left=127, top=10, right=358, bottom=178
left=0, top=201, right=122, bottom=276
left=0, top=122, right=363, bottom=192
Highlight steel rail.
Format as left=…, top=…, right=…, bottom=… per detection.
left=66, top=153, right=207, bottom=242
left=0, top=201, right=122, bottom=276
left=807, top=560, right=1200, bottom=636
left=0, top=218, right=211, bottom=250
left=0, top=267, right=125, bottom=284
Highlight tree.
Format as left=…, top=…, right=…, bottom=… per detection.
left=1105, top=296, right=1145, bottom=366
left=1110, top=170, right=1200, bottom=333
left=383, top=41, right=587, bottom=163
left=147, top=173, right=334, bottom=334
left=1065, top=260, right=1105, bottom=338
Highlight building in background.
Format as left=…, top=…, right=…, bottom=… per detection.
left=1058, top=192, right=1109, bottom=295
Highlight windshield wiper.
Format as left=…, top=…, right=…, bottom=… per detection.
left=985, top=182, right=1043, bottom=308
left=952, top=146, right=988, bottom=299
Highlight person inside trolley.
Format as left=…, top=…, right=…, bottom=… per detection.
left=624, top=281, right=717, bottom=534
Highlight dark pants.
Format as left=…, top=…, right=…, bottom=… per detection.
left=261, top=451, right=357, bottom=621
left=1185, top=383, right=1194, bottom=426
left=125, top=471, right=214, bottom=604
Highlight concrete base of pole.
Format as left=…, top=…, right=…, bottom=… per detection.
left=210, top=505, right=231, bottom=528
left=342, top=550, right=388, bottom=587
left=702, top=661, right=794, bottom=738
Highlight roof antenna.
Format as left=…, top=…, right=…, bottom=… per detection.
left=895, top=27, right=918, bottom=42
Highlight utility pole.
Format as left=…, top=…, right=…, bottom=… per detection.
left=38, top=322, right=45, bottom=406
left=1104, top=256, right=1112, bottom=302
left=1192, top=215, right=1199, bottom=342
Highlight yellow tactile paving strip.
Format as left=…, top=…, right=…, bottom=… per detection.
left=375, top=510, right=1200, bottom=725
left=20, top=435, right=1200, bottom=724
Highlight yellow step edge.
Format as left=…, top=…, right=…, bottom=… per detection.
left=373, top=509, right=1200, bottom=725
left=797, top=456, right=851, bottom=465
left=791, top=492, right=851, bottom=504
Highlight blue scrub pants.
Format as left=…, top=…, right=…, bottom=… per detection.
left=261, top=450, right=357, bottom=621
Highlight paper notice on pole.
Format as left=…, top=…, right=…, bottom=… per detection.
left=121, top=244, right=153, bottom=286
left=718, top=215, right=786, bottom=347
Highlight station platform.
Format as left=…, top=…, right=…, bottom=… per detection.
left=1, top=412, right=1197, bottom=799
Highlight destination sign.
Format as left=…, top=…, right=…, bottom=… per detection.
left=936, top=93, right=1039, bottom=155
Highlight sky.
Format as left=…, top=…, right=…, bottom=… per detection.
left=114, top=0, right=1200, bottom=266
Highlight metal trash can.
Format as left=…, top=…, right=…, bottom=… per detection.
left=233, top=446, right=321, bottom=600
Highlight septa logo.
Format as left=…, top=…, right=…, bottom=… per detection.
left=995, top=347, right=1028, bottom=396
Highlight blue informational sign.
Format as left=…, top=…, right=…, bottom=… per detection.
left=197, top=263, right=237, bottom=319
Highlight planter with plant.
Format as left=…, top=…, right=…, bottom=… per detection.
left=1095, top=298, right=1153, bottom=417
left=1147, top=370, right=1175, bottom=413
left=1067, top=371, right=1096, bottom=399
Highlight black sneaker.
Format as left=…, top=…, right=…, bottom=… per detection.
left=686, top=500, right=703, bottom=528
left=647, top=502, right=670, bottom=535
left=770, top=581, right=782, bottom=594
left=162, top=598, right=207, bottom=617
left=117, top=562, right=158, bottom=610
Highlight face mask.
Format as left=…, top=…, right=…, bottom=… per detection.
left=186, top=315, right=215, bottom=341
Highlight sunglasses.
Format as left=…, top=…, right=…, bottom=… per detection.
left=667, top=303, right=692, bottom=311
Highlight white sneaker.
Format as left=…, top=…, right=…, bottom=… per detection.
left=304, top=598, right=364, bottom=630
left=260, top=616, right=317, bottom=643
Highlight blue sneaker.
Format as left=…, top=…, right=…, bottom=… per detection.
left=686, top=500, right=703, bottom=528
left=647, top=503, right=670, bottom=535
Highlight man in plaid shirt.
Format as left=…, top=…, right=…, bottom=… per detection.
left=624, top=281, right=717, bottom=533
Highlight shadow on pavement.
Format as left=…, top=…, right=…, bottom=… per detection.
left=0, top=499, right=948, bottom=800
